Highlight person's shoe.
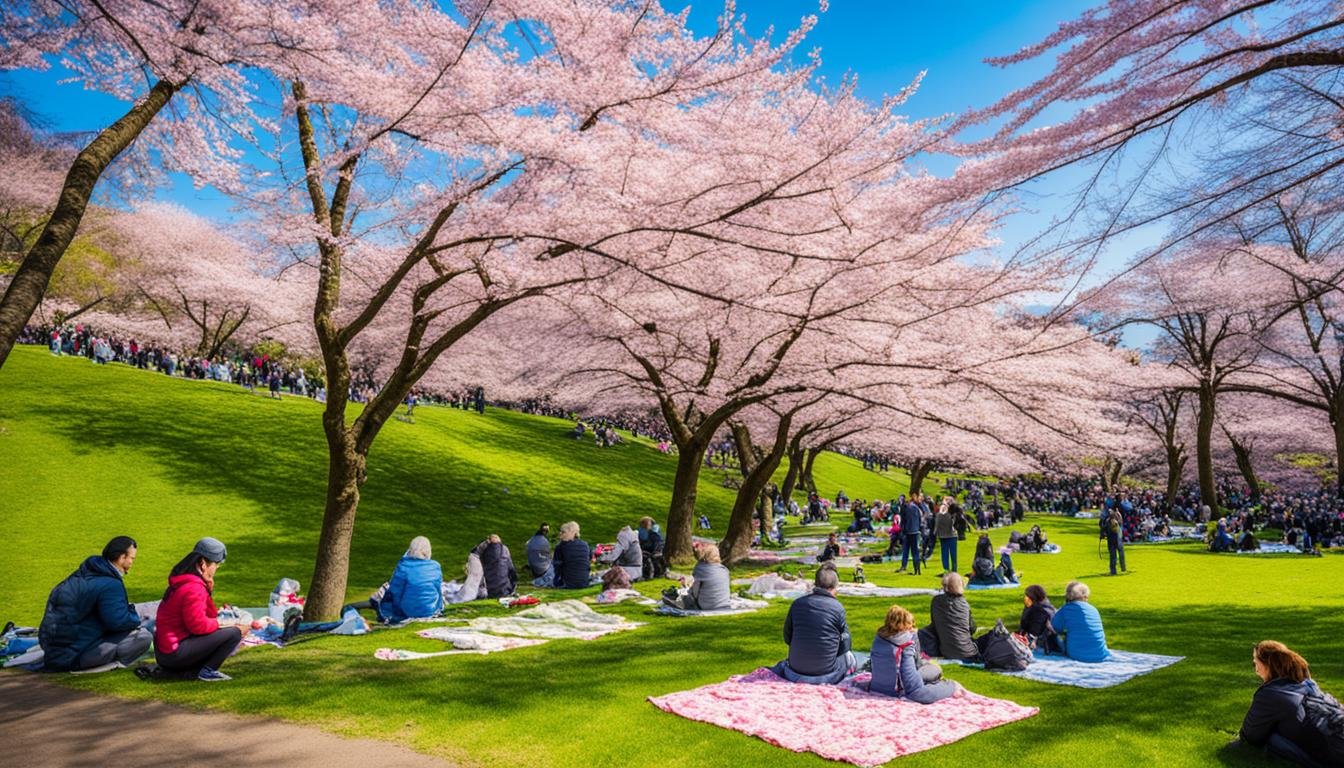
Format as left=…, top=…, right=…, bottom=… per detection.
left=1, top=621, right=14, bottom=637
left=197, top=667, right=232, bottom=682
left=134, top=664, right=156, bottom=680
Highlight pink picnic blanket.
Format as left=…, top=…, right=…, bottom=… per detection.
left=648, top=669, right=1037, bottom=766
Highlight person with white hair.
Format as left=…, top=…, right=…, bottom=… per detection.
left=1050, top=581, right=1111, bottom=663
left=356, top=536, right=444, bottom=623
left=551, top=521, right=592, bottom=589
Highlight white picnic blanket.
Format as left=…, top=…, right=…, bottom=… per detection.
left=654, top=595, right=770, bottom=617
left=587, top=589, right=658, bottom=605
left=374, top=632, right=547, bottom=661
left=741, top=574, right=936, bottom=600
left=467, top=599, right=643, bottom=640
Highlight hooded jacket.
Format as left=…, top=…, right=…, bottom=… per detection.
left=154, top=572, right=219, bottom=655
left=39, top=556, right=140, bottom=671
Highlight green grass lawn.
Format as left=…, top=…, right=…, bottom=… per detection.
left=1, top=344, right=1338, bottom=767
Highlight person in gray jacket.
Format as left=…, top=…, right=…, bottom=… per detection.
left=663, top=543, right=731, bottom=611
left=933, top=498, right=959, bottom=574
left=601, top=525, right=643, bottom=582
left=925, top=572, right=980, bottom=661
left=869, top=604, right=962, bottom=703
left=526, top=523, right=552, bottom=586
left=772, top=565, right=854, bottom=684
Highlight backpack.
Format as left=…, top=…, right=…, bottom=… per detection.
left=972, top=557, right=996, bottom=580
left=1301, top=683, right=1344, bottom=763
left=979, top=619, right=1033, bottom=671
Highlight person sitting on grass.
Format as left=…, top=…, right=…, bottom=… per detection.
left=662, top=543, right=731, bottom=611
left=1050, top=581, right=1111, bottom=663
left=869, top=604, right=963, bottom=703
left=476, top=535, right=517, bottom=598
left=817, top=532, right=841, bottom=563
left=551, top=521, right=592, bottom=589
left=526, top=523, right=553, bottom=584
left=352, top=536, right=444, bottom=620
left=600, top=525, right=643, bottom=583
left=925, top=572, right=980, bottom=661
left=1241, top=640, right=1342, bottom=768
left=772, top=564, right=854, bottom=684
left=1019, top=584, right=1060, bottom=653
left=38, top=535, right=152, bottom=672
left=152, top=538, right=247, bottom=682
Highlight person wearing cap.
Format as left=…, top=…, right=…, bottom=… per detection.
left=153, top=537, right=248, bottom=681
left=38, top=536, right=152, bottom=672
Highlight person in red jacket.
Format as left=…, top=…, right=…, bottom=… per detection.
left=153, top=538, right=248, bottom=681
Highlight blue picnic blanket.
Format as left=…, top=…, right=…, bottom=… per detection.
left=1234, top=542, right=1303, bottom=554
left=943, top=648, right=1183, bottom=688
left=966, top=581, right=1020, bottom=591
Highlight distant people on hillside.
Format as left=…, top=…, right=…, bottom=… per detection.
left=38, top=536, right=152, bottom=672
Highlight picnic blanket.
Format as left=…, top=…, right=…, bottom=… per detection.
left=965, top=581, right=1021, bottom=591
left=653, top=596, right=770, bottom=617
left=649, top=668, right=1037, bottom=767
left=1235, top=542, right=1304, bottom=554
left=741, top=574, right=937, bottom=600
left=587, top=589, right=658, bottom=606
left=466, top=599, right=643, bottom=640
left=941, top=649, right=1183, bottom=688
left=374, top=633, right=547, bottom=661
left=1016, top=543, right=1061, bottom=554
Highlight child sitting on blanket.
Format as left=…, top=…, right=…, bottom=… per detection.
left=869, top=605, right=963, bottom=703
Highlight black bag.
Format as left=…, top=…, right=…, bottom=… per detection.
left=1302, top=684, right=1344, bottom=764
left=979, top=619, right=1033, bottom=671
left=917, top=625, right=940, bottom=658
left=972, top=557, right=996, bottom=580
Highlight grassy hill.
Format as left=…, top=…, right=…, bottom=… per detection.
left=1, top=344, right=1340, bottom=768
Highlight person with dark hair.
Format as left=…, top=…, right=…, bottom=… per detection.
left=38, top=536, right=151, bottom=672
left=1019, top=584, right=1060, bottom=653
left=526, top=523, right=553, bottom=582
left=1241, top=640, right=1341, bottom=767
left=772, top=565, right=854, bottom=684
left=152, top=538, right=247, bottom=681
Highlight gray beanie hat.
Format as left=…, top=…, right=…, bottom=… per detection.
left=193, top=537, right=228, bottom=563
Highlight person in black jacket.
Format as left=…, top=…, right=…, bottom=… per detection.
left=475, top=535, right=517, bottom=598
left=1241, top=640, right=1338, bottom=767
left=551, top=521, right=592, bottom=589
left=772, top=565, right=853, bottom=684
left=1018, top=584, right=1060, bottom=653
left=38, top=536, right=151, bottom=671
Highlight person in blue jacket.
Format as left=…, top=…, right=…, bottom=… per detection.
left=869, top=604, right=962, bottom=703
left=551, top=521, right=592, bottom=589
left=366, top=536, right=443, bottom=623
left=1050, top=581, right=1111, bottom=662
left=895, top=492, right=923, bottom=575
left=772, top=565, right=854, bottom=684
left=38, top=536, right=151, bottom=671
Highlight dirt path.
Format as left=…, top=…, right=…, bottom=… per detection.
left=0, top=674, right=455, bottom=768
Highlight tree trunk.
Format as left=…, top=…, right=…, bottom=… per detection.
left=730, top=421, right=757, bottom=478
left=1165, top=446, right=1186, bottom=504
left=305, top=420, right=366, bottom=620
left=1334, top=415, right=1344, bottom=494
left=908, top=459, right=932, bottom=496
left=664, top=441, right=709, bottom=564
left=0, top=79, right=178, bottom=370
left=720, top=418, right=792, bottom=564
left=780, top=445, right=803, bottom=502
left=1196, top=383, right=1218, bottom=511
left=801, top=447, right=820, bottom=493
left=1225, top=430, right=1259, bottom=500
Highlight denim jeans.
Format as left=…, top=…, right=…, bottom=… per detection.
left=940, top=537, right=958, bottom=572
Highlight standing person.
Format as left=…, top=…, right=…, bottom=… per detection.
left=934, top=498, right=958, bottom=575
left=1103, top=506, right=1126, bottom=575
left=38, top=536, right=152, bottom=672
left=152, top=538, right=247, bottom=681
left=1241, top=640, right=1342, bottom=767
left=896, top=492, right=923, bottom=575
left=771, top=565, right=854, bottom=684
